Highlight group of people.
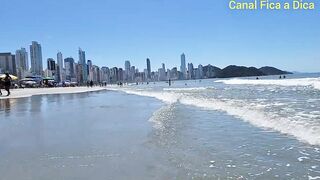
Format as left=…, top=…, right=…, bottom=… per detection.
left=0, top=73, right=12, bottom=96
left=86, top=80, right=108, bottom=88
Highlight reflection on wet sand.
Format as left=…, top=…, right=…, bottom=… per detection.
left=0, top=92, right=101, bottom=115
left=0, top=98, right=14, bottom=115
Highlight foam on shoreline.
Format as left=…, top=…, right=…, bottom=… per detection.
left=108, top=87, right=320, bottom=146
left=215, top=77, right=320, bottom=90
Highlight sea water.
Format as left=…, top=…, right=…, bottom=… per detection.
left=108, top=73, right=320, bottom=179
left=0, top=73, right=319, bottom=179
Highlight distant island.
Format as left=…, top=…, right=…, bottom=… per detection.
left=211, top=65, right=292, bottom=78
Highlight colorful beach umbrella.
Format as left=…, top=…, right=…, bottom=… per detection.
left=0, top=74, right=18, bottom=80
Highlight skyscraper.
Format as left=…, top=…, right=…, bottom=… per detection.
left=46, top=58, right=56, bottom=78
left=198, top=64, right=203, bottom=79
left=130, top=66, right=136, bottom=81
left=0, top=53, right=16, bottom=75
left=87, top=60, right=93, bottom=81
left=87, top=60, right=92, bottom=67
left=188, top=63, right=194, bottom=79
left=57, top=52, right=63, bottom=82
left=125, top=60, right=131, bottom=81
left=159, top=63, right=166, bottom=81
left=15, top=48, right=29, bottom=78
left=78, top=48, right=87, bottom=83
left=180, top=53, right=186, bottom=79
left=30, top=41, right=43, bottom=75
left=64, top=57, right=75, bottom=81
left=101, top=66, right=110, bottom=83
left=47, top=58, right=56, bottom=71
left=146, top=58, right=151, bottom=80
left=15, top=48, right=28, bottom=71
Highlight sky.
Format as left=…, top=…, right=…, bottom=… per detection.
left=0, top=0, right=319, bottom=72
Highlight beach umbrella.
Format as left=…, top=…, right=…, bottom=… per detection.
left=0, top=74, right=18, bottom=80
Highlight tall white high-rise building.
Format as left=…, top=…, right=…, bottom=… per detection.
left=125, top=60, right=131, bottom=81
left=87, top=60, right=93, bottom=81
left=198, top=64, right=203, bottom=79
left=30, top=41, right=43, bottom=76
left=64, top=57, right=75, bottom=81
left=0, top=53, right=16, bottom=75
left=188, top=63, right=194, bottom=79
left=146, top=58, right=151, bottom=80
left=159, top=63, right=166, bottom=81
left=180, top=53, right=186, bottom=79
left=57, top=52, right=63, bottom=82
left=15, top=48, right=29, bottom=78
left=79, top=48, right=87, bottom=83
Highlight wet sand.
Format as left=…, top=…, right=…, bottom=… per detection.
left=1, top=90, right=319, bottom=179
left=0, top=87, right=107, bottom=100
left=0, top=91, right=174, bottom=180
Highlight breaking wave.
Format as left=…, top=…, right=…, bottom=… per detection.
left=179, top=96, right=320, bottom=146
left=163, top=87, right=211, bottom=91
left=216, top=77, right=320, bottom=90
left=108, top=87, right=320, bottom=146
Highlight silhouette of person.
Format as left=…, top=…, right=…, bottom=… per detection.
left=4, top=73, right=12, bottom=96
left=90, top=80, right=93, bottom=88
left=168, top=79, right=171, bottom=86
left=0, top=78, right=3, bottom=95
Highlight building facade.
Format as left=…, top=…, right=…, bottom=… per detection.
left=180, top=53, right=186, bottom=79
left=0, top=53, right=16, bottom=75
left=57, top=52, right=63, bottom=82
left=78, top=48, right=87, bottom=83
left=15, top=48, right=29, bottom=78
left=146, top=58, right=151, bottom=80
left=30, top=41, right=43, bottom=76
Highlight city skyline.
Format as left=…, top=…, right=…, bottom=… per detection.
left=0, top=0, right=319, bottom=72
left=2, top=38, right=319, bottom=74
left=3, top=40, right=261, bottom=84
left=0, top=39, right=317, bottom=81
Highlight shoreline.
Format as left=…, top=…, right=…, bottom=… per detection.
left=0, top=87, right=107, bottom=100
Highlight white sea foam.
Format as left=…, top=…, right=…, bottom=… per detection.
left=309, top=176, right=320, bottom=180
left=298, top=156, right=310, bottom=162
left=179, top=96, right=320, bottom=146
left=163, top=87, right=210, bottom=91
left=107, top=88, right=180, bottom=103
left=216, top=77, right=320, bottom=90
left=148, top=104, right=176, bottom=130
left=108, top=87, right=320, bottom=146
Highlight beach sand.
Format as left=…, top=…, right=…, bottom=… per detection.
left=0, top=91, right=172, bottom=180
left=0, top=87, right=107, bottom=99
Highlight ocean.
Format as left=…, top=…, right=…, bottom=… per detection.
left=0, top=73, right=319, bottom=179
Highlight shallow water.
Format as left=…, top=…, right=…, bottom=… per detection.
left=1, top=74, right=320, bottom=179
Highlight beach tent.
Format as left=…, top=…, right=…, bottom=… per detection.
left=43, top=77, right=55, bottom=80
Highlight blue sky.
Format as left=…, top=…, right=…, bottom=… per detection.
left=0, top=0, right=319, bottom=72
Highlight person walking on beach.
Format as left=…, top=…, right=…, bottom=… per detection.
left=3, top=73, right=12, bottom=96
left=0, top=78, right=3, bottom=96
